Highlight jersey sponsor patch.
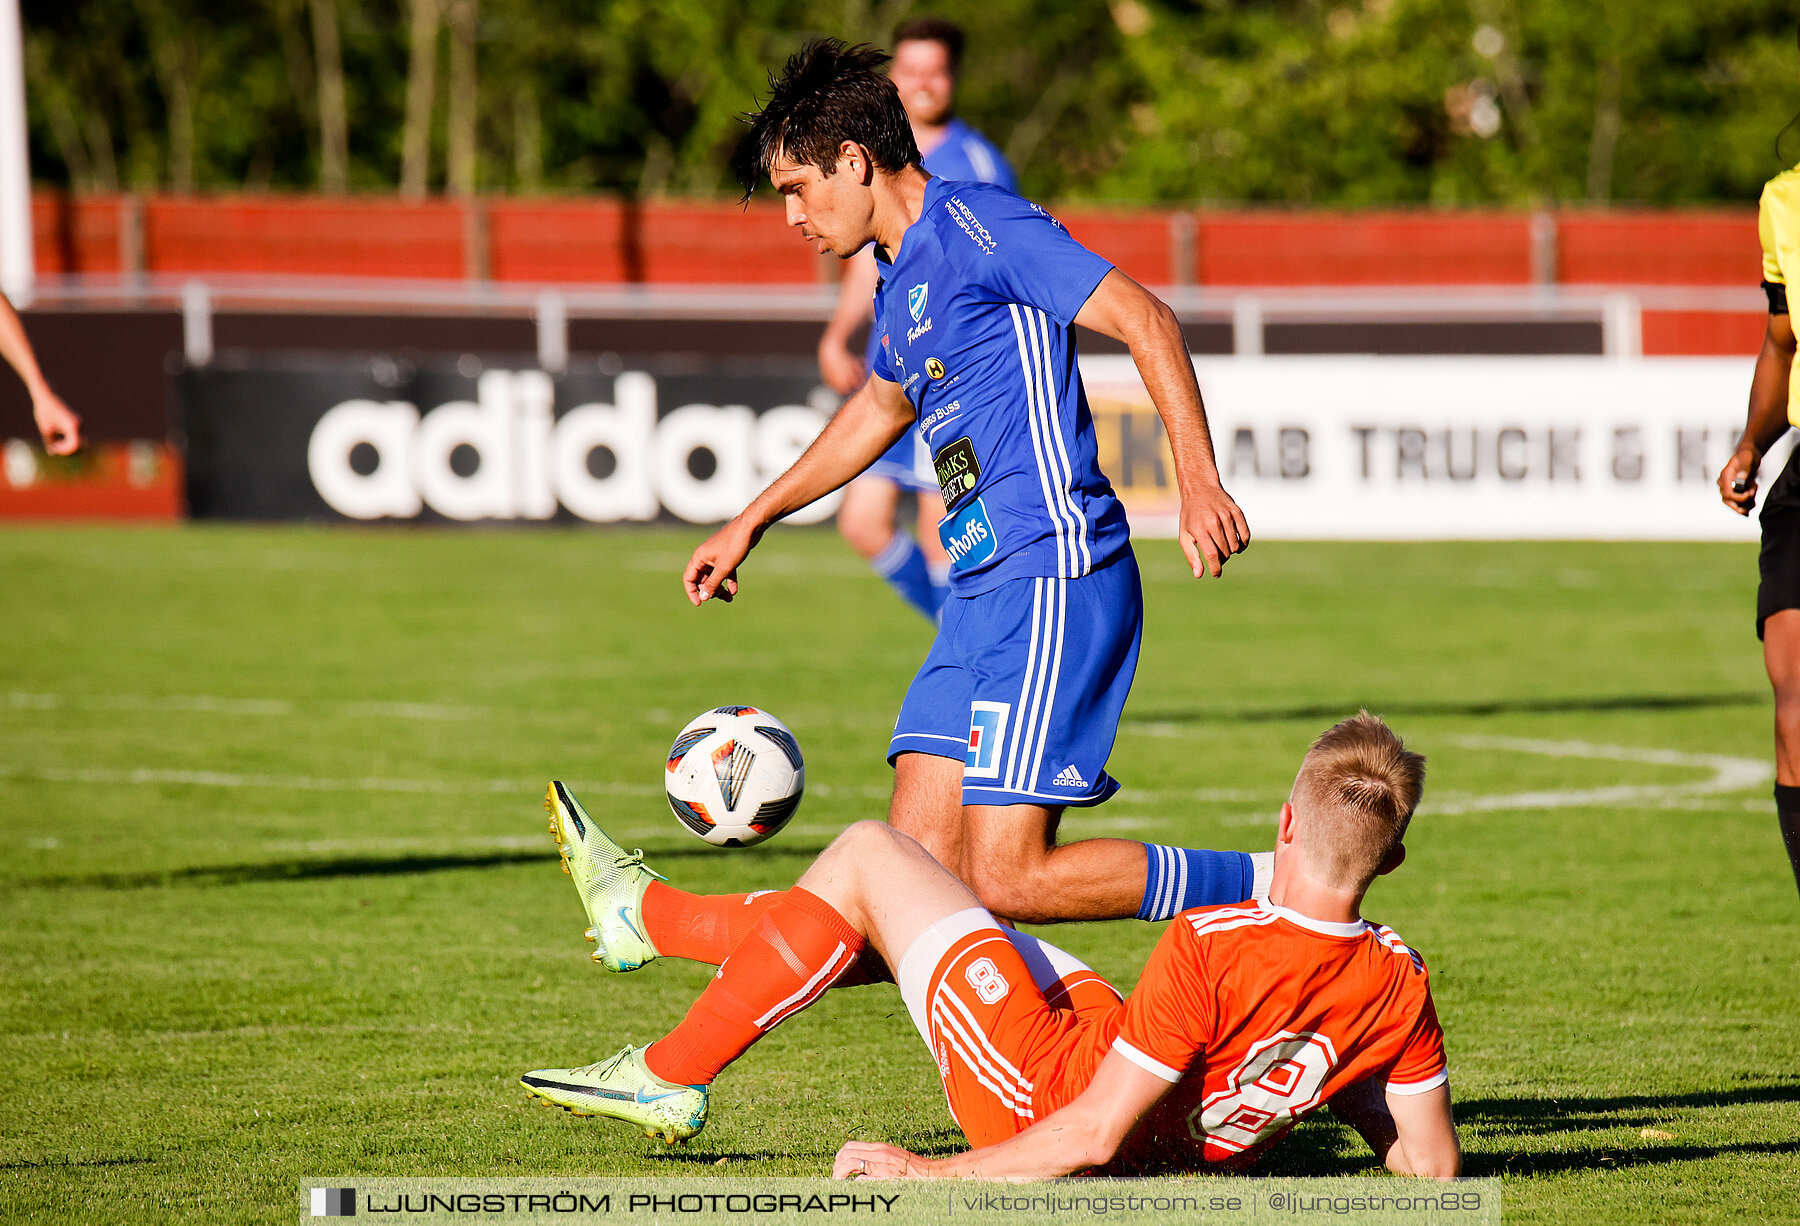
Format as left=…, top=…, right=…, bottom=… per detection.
left=934, top=436, right=981, bottom=509
left=944, top=196, right=997, bottom=254
left=939, top=495, right=997, bottom=572
left=965, top=700, right=1010, bottom=779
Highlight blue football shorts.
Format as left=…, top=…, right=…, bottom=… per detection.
left=887, top=551, right=1142, bottom=808
left=861, top=430, right=938, bottom=493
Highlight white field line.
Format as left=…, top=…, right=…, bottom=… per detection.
left=1423, top=736, right=1771, bottom=815
left=31, top=835, right=563, bottom=853
left=1126, top=722, right=1217, bottom=738
left=1193, top=736, right=1772, bottom=827
left=1, top=1020, right=512, bottom=1047
left=0, top=759, right=1256, bottom=807
left=0, top=763, right=656, bottom=796
left=264, top=835, right=550, bottom=854
left=338, top=701, right=486, bottom=721
left=10, top=691, right=483, bottom=721
left=0, top=740, right=1769, bottom=822
left=7, top=691, right=877, bottom=730
left=10, top=691, right=296, bottom=716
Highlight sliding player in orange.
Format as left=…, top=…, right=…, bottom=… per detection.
left=521, top=712, right=1460, bottom=1179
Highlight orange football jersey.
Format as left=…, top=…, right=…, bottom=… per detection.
left=1040, top=901, right=1447, bottom=1171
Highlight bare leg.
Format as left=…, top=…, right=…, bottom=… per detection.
left=837, top=476, right=902, bottom=560
left=914, top=487, right=949, bottom=567
left=641, top=822, right=966, bottom=1087
left=960, top=804, right=1150, bottom=924
left=1763, top=610, right=1800, bottom=893
left=889, top=751, right=966, bottom=875
left=796, top=821, right=985, bottom=973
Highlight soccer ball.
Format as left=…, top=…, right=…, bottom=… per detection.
left=664, top=706, right=805, bottom=847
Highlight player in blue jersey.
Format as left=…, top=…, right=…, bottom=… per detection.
left=685, top=41, right=1252, bottom=926
left=817, top=18, right=1017, bottom=622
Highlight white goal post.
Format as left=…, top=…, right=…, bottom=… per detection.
left=0, top=0, right=32, bottom=304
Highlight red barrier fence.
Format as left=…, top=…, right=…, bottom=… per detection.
left=31, top=192, right=1760, bottom=288
left=25, top=192, right=1771, bottom=356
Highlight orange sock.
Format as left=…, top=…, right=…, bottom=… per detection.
left=641, top=882, right=785, bottom=964
left=645, top=887, right=865, bottom=1086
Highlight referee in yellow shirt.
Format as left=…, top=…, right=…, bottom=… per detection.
left=1719, top=92, right=1800, bottom=898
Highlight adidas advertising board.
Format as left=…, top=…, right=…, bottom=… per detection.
left=1082, top=355, right=1781, bottom=541
left=177, top=356, right=840, bottom=525
left=177, top=352, right=1771, bottom=537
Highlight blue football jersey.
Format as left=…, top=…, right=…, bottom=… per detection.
left=863, top=120, right=1016, bottom=371
left=924, top=118, right=1016, bottom=192
left=870, top=177, right=1132, bottom=594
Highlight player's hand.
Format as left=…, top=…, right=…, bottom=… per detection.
left=1719, top=446, right=1760, bottom=515
left=818, top=341, right=866, bottom=397
left=1178, top=483, right=1250, bottom=577
left=32, top=389, right=81, bottom=456
left=683, top=517, right=762, bottom=606
left=833, top=1140, right=931, bottom=1180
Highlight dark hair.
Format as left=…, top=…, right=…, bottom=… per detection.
left=892, top=16, right=965, bottom=72
left=735, top=39, right=922, bottom=200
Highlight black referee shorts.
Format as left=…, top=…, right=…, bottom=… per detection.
left=1761, top=509, right=1800, bottom=639
left=1760, top=451, right=1800, bottom=638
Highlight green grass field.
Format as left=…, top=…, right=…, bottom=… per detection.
left=3, top=525, right=1797, bottom=1224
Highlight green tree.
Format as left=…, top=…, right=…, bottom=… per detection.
left=18, top=0, right=1800, bottom=203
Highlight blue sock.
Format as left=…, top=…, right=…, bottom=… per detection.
left=1137, top=845, right=1255, bottom=920
left=871, top=534, right=944, bottom=621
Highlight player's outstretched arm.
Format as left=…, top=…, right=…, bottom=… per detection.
left=0, top=291, right=82, bottom=456
left=833, top=1049, right=1169, bottom=1180
left=1072, top=270, right=1246, bottom=578
left=683, top=374, right=914, bottom=605
left=1329, top=1077, right=1461, bottom=1180
left=1720, top=310, right=1797, bottom=515
left=818, top=252, right=880, bottom=395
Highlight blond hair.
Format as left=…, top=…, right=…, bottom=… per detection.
left=1289, top=711, right=1425, bottom=890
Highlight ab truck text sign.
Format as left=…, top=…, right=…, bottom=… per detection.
left=1086, top=355, right=1771, bottom=541
left=179, top=353, right=1769, bottom=538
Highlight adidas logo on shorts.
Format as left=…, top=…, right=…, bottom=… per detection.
left=1052, top=765, right=1089, bottom=789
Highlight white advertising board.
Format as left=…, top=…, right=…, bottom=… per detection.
left=1079, top=356, right=1783, bottom=541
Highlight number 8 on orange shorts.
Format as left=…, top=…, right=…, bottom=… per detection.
left=896, top=907, right=1122, bottom=1148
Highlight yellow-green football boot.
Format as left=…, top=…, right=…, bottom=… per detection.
left=544, top=780, right=663, bottom=971
left=521, top=1046, right=708, bottom=1144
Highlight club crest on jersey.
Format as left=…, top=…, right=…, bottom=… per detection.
left=908, top=282, right=929, bottom=322
left=964, top=701, right=1009, bottom=779
left=925, top=357, right=947, bottom=380
left=933, top=436, right=980, bottom=509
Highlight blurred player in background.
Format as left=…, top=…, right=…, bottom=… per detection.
left=686, top=41, right=1252, bottom=929
left=0, top=291, right=81, bottom=455
left=1718, top=28, right=1800, bottom=898
left=523, top=714, right=1459, bottom=1182
left=817, top=17, right=1016, bottom=621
